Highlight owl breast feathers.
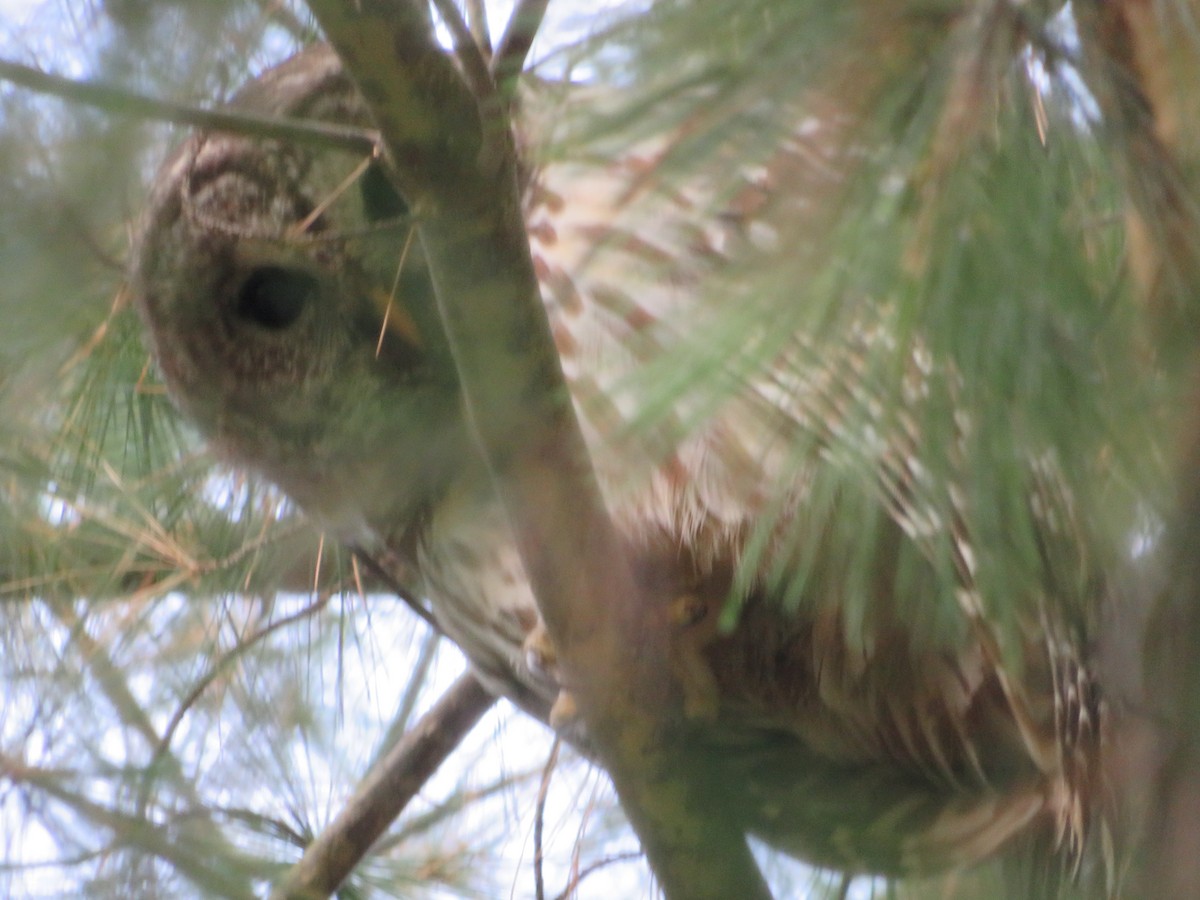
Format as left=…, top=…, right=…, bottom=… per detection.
left=132, top=42, right=1106, bottom=884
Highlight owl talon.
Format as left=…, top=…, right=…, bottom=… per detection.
left=523, top=620, right=558, bottom=675
left=549, top=689, right=579, bottom=731
left=524, top=621, right=577, bottom=730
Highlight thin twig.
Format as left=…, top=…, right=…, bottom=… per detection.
left=426, top=0, right=507, bottom=177
left=553, top=851, right=644, bottom=900
left=534, top=737, right=562, bottom=900
left=492, top=0, right=550, bottom=94
left=429, top=0, right=496, bottom=102
left=385, top=764, right=542, bottom=847
left=348, top=544, right=442, bottom=634
left=369, top=630, right=441, bottom=765
left=305, top=0, right=481, bottom=206
left=0, top=57, right=378, bottom=155
left=465, top=0, right=493, bottom=57
left=148, top=594, right=333, bottom=775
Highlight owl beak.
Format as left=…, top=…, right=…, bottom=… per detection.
left=367, top=286, right=424, bottom=354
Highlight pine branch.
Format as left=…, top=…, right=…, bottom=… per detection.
left=269, top=671, right=495, bottom=900
left=0, top=58, right=378, bottom=155
left=464, top=0, right=493, bottom=56
left=492, top=0, right=550, bottom=95
left=303, top=3, right=773, bottom=897
left=429, top=0, right=495, bottom=101
left=0, top=502, right=368, bottom=604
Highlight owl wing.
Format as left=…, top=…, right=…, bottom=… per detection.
left=522, top=95, right=1103, bottom=877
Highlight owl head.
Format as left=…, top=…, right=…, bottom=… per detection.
left=132, top=45, right=470, bottom=541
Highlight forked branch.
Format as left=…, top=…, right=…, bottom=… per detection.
left=303, top=2, right=773, bottom=897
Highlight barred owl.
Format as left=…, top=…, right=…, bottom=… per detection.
left=132, top=42, right=1107, bottom=889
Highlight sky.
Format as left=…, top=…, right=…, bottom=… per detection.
left=0, top=0, right=35, bottom=19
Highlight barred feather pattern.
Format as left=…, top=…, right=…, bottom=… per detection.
left=526, top=98, right=1108, bottom=886
left=132, top=44, right=1108, bottom=889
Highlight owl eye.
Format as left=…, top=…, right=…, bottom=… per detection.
left=235, top=266, right=316, bottom=330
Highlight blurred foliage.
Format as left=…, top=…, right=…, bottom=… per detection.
left=561, top=1, right=1170, bottom=669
